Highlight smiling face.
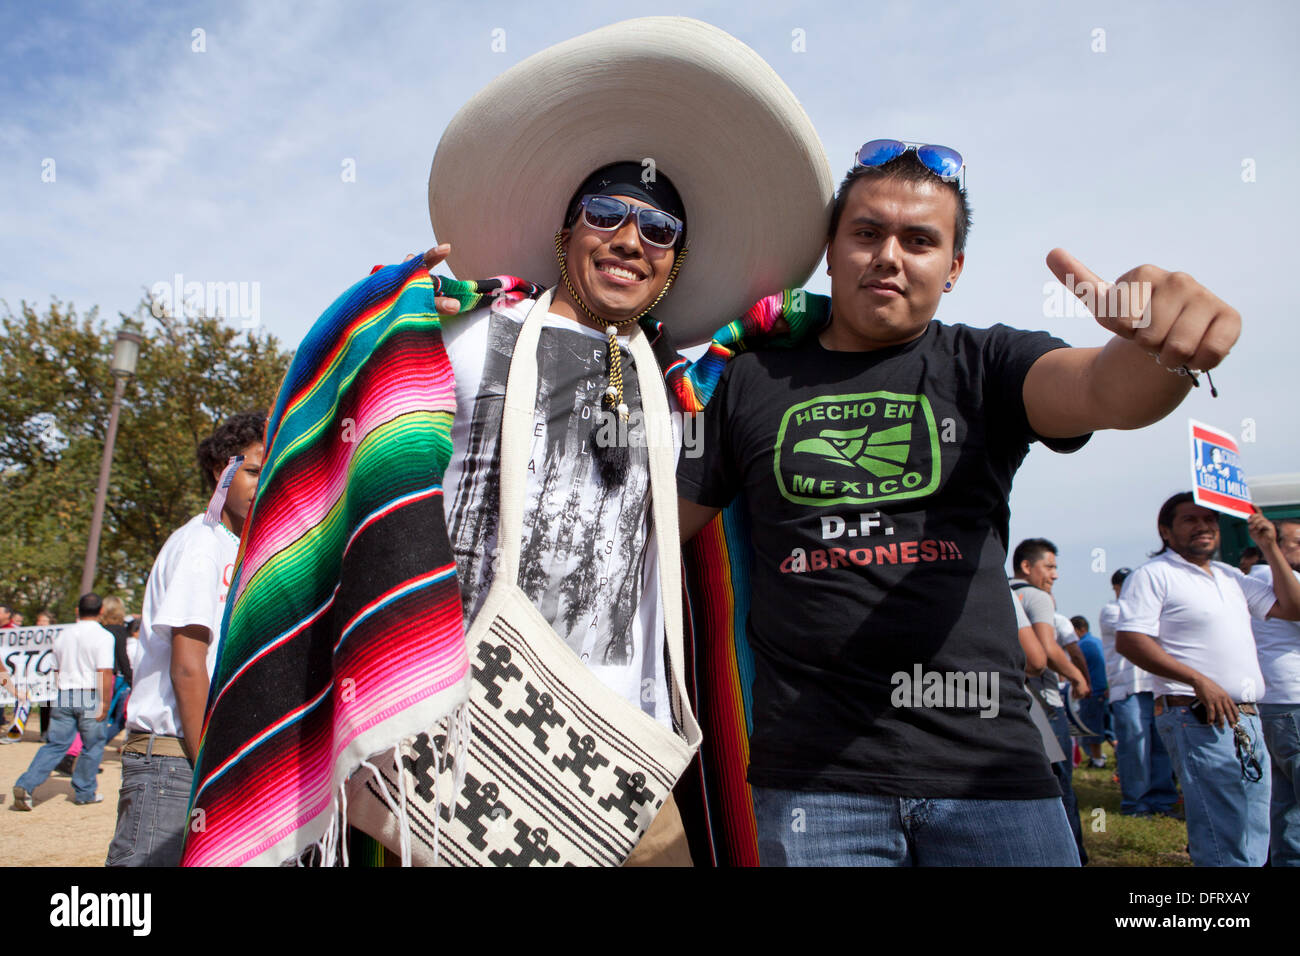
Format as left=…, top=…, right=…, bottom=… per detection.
left=823, top=176, right=964, bottom=351
left=558, top=194, right=678, bottom=327
left=1162, top=502, right=1220, bottom=564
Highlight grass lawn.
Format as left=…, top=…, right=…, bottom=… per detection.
left=1071, top=741, right=1191, bottom=867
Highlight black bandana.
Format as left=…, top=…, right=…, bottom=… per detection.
left=563, top=161, right=687, bottom=238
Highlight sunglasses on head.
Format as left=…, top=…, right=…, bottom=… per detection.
left=854, top=139, right=965, bottom=188
left=576, top=195, right=683, bottom=249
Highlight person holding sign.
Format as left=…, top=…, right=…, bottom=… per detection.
left=1116, top=492, right=1300, bottom=866
left=679, top=141, right=1246, bottom=866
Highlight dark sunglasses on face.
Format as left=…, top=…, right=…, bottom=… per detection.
left=578, top=195, right=683, bottom=249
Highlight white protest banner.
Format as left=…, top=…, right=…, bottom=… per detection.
left=1189, top=419, right=1255, bottom=519
left=0, top=625, right=63, bottom=704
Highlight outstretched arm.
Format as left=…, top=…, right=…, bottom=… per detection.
left=1024, top=250, right=1241, bottom=438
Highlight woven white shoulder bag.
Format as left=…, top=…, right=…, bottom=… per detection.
left=349, top=290, right=702, bottom=866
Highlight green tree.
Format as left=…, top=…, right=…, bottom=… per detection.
left=0, top=297, right=292, bottom=619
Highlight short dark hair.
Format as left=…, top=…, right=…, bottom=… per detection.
left=1070, top=615, right=1089, bottom=632
left=1110, top=567, right=1131, bottom=588
left=1012, top=538, right=1057, bottom=575
left=77, top=593, right=103, bottom=618
left=827, top=151, right=972, bottom=255
left=1153, top=491, right=1196, bottom=556
left=197, top=411, right=266, bottom=492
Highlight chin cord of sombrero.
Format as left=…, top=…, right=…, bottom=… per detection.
left=555, top=231, right=688, bottom=485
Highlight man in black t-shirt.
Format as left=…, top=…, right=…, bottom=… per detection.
left=678, top=141, right=1243, bottom=866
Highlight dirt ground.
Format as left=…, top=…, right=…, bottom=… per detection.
left=0, top=722, right=121, bottom=866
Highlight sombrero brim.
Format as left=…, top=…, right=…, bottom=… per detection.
left=430, top=16, right=833, bottom=345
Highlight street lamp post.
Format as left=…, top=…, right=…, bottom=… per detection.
left=79, top=323, right=142, bottom=596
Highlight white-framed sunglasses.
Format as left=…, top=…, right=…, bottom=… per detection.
left=577, top=195, right=684, bottom=249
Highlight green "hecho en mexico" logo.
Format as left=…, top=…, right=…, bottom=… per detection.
left=774, top=391, right=941, bottom=506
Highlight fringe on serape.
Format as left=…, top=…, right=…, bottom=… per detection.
left=181, top=260, right=541, bottom=867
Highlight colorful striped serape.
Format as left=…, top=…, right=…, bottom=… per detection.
left=182, top=260, right=825, bottom=866
left=181, top=259, right=541, bottom=866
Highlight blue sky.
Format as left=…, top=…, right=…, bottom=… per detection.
left=2, top=0, right=1297, bottom=620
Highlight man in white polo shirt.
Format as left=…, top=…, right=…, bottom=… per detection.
left=1248, top=517, right=1300, bottom=865
left=1117, top=491, right=1300, bottom=866
left=12, top=593, right=115, bottom=808
left=1099, top=567, right=1177, bottom=816
left=105, top=412, right=264, bottom=866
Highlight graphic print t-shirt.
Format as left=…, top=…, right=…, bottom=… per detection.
left=678, top=320, right=1089, bottom=798
left=441, top=299, right=671, bottom=727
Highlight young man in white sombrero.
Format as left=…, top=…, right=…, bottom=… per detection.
left=185, top=17, right=831, bottom=867
left=393, top=17, right=832, bottom=866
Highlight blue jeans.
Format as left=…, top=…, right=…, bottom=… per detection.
left=1155, top=705, right=1270, bottom=866
left=1110, top=692, right=1178, bottom=814
left=752, top=786, right=1081, bottom=866
left=1077, top=693, right=1107, bottom=748
left=1041, top=696, right=1087, bottom=865
left=105, top=748, right=194, bottom=866
left=15, top=692, right=111, bottom=802
left=1258, top=703, right=1300, bottom=866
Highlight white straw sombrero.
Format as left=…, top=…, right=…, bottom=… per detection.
left=429, top=16, right=833, bottom=345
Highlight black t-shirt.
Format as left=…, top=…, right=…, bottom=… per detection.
left=678, top=319, right=1090, bottom=799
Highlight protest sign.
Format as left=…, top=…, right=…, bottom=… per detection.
left=0, top=625, right=62, bottom=704
left=1189, top=419, right=1255, bottom=519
